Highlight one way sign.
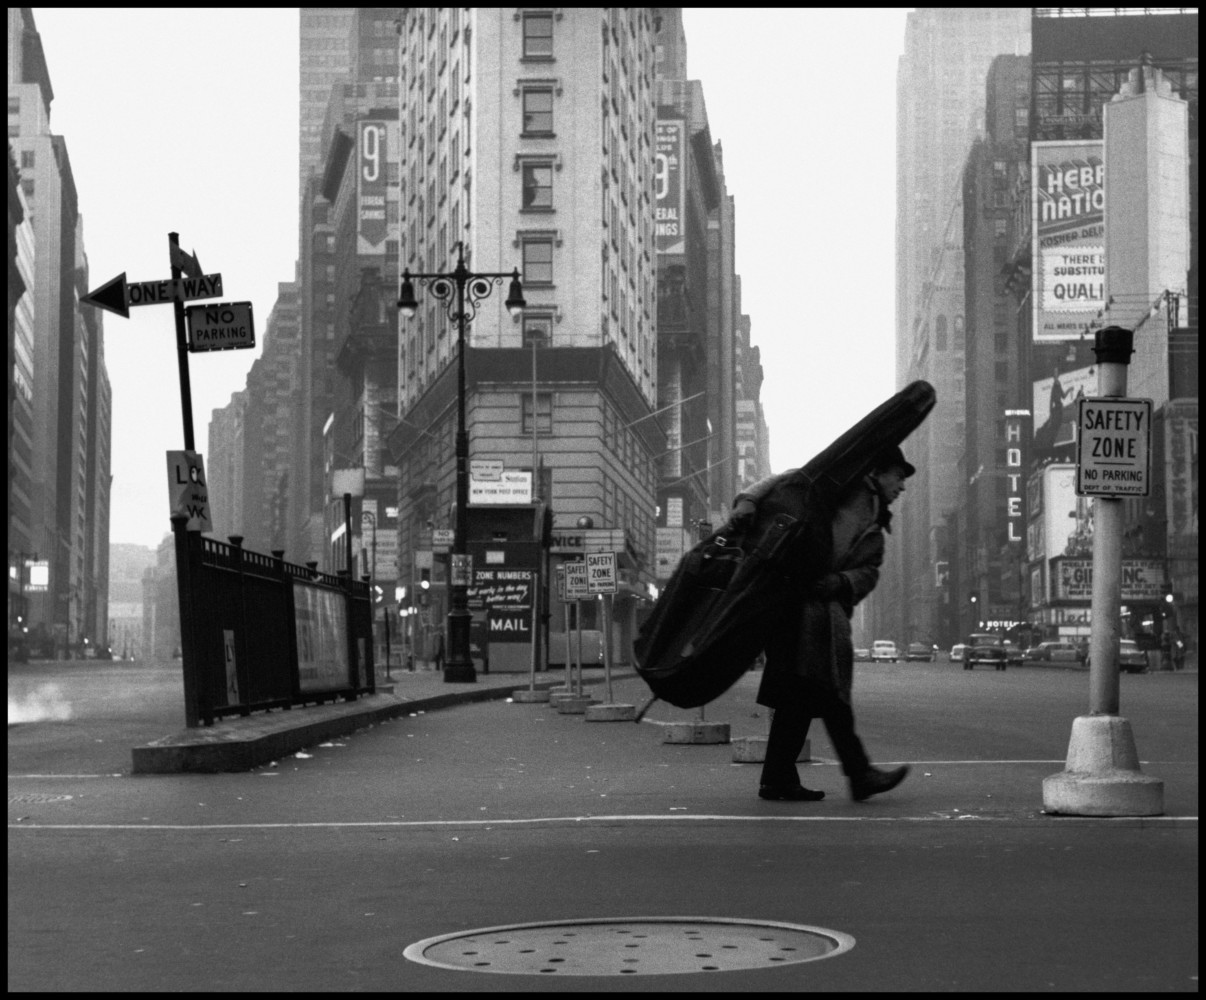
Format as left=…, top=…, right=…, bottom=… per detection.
left=166, top=450, right=212, bottom=532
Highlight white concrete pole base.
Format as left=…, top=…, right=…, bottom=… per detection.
left=511, top=689, right=551, bottom=703
left=549, top=690, right=580, bottom=708
left=1042, top=715, right=1164, bottom=816
left=732, top=736, right=810, bottom=763
left=556, top=695, right=598, bottom=714
left=662, top=721, right=731, bottom=744
left=585, top=703, right=637, bottom=722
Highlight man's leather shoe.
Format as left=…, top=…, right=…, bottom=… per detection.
left=850, top=765, right=909, bottom=802
left=758, top=784, right=825, bottom=802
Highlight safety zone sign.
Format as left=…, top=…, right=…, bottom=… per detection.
left=563, top=561, right=589, bottom=601
left=586, top=552, right=617, bottom=594
left=1076, top=397, right=1152, bottom=497
left=166, top=450, right=212, bottom=532
left=186, top=301, right=255, bottom=352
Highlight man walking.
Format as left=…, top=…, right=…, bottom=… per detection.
left=726, top=446, right=915, bottom=803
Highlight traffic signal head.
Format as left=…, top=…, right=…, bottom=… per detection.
left=420, top=568, right=431, bottom=590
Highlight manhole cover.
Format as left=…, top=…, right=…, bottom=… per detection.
left=403, top=917, right=854, bottom=975
left=8, top=793, right=73, bottom=804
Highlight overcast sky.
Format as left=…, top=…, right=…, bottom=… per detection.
left=31, top=8, right=909, bottom=550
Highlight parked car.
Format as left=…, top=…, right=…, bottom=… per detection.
left=1085, top=639, right=1149, bottom=674
left=949, top=643, right=967, bottom=663
left=1025, top=640, right=1083, bottom=663
left=905, top=642, right=934, bottom=662
left=1002, top=641, right=1024, bottom=665
left=853, top=648, right=872, bottom=662
left=964, top=632, right=1008, bottom=671
left=871, top=640, right=899, bottom=663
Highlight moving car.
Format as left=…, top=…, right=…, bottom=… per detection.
left=1002, top=641, right=1024, bottom=665
left=871, top=640, right=899, bottom=663
left=905, top=642, right=934, bottom=662
left=949, top=643, right=967, bottom=663
left=1025, top=641, right=1084, bottom=663
left=1085, top=639, right=1149, bottom=674
left=964, top=632, right=1008, bottom=671
left=853, top=648, right=872, bottom=662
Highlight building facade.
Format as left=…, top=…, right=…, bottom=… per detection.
left=7, top=7, right=111, bottom=656
left=878, top=7, right=1032, bottom=649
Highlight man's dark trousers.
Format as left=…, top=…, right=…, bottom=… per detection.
left=760, top=687, right=871, bottom=788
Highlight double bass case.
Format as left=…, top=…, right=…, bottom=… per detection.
left=633, top=380, right=936, bottom=710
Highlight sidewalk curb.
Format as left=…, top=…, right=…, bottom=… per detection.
left=130, top=670, right=639, bottom=774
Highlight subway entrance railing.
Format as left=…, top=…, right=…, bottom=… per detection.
left=172, top=516, right=375, bottom=727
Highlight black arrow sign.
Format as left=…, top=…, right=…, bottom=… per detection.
left=81, top=272, right=129, bottom=318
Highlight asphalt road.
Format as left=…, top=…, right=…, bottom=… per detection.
left=8, top=660, right=1199, bottom=991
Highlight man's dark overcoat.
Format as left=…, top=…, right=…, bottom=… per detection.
left=733, top=470, right=886, bottom=713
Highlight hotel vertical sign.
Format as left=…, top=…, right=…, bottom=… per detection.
left=1003, top=410, right=1031, bottom=543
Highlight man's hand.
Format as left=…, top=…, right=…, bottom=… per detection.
left=808, top=573, right=850, bottom=602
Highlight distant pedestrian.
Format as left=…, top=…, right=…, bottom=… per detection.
left=725, top=445, right=915, bottom=803
left=433, top=629, right=446, bottom=672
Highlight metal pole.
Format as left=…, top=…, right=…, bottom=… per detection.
left=603, top=593, right=614, bottom=704
left=1087, top=327, right=1133, bottom=716
left=168, top=233, right=196, bottom=451
left=575, top=599, right=584, bottom=696
left=446, top=255, right=475, bottom=682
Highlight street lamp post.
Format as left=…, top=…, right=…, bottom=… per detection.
left=397, top=241, right=525, bottom=683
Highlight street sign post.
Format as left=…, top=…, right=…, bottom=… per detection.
left=166, top=450, right=212, bottom=532
left=1076, top=397, right=1152, bottom=497
left=185, top=301, right=255, bottom=352
left=585, top=552, right=618, bottom=595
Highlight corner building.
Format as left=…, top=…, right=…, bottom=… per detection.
left=389, top=8, right=661, bottom=665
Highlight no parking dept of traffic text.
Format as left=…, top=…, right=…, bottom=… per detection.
left=81, top=233, right=256, bottom=531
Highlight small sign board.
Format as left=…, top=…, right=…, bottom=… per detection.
left=166, top=450, right=212, bottom=532
left=433, top=528, right=454, bottom=548
left=186, top=301, right=255, bottom=352
left=451, top=552, right=473, bottom=588
left=470, top=459, right=504, bottom=480
left=1076, top=397, right=1152, bottom=497
left=470, top=470, right=532, bottom=504
left=586, top=551, right=618, bottom=594
left=564, top=560, right=589, bottom=601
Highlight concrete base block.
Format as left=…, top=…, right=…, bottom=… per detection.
left=1042, top=715, right=1164, bottom=816
left=732, top=736, right=810, bottom=763
left=585, top=703, right=637, bottom=722
left=662, top=721, right=731, bottom=744
left=511, top=689, right=551, bottom=703
left=556, top=695, right=598, bottom=714
left=549, top=690, right=581, bottom=707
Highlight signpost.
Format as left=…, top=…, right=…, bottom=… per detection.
left=585, top=552, right=619, bottom=704
left=166, top=451, right=212, bottom=533
left=564, top=561, right=589, bottom=695
left=185, top=301, right=255, bottom=352
left=1075, top=397, right=1152, bottom=497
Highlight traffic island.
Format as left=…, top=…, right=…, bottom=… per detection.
left=556, top=695, right=598, bottom=714
left=1042, top=715, right=1164, bottom=816
left=584, top=703, right=637, bottom=722
left=511, top=689, right=551, bottom=703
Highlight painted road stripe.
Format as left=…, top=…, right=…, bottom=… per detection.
left=8, top=814, right=1196, bottom=831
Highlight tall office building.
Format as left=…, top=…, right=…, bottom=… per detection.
left=878, top=8, right=1030, bottom=647
left=388, top=7, right=662, bottom=659
left=7, top=7, right=112, bottom=655
left=299, top=9, right=355, bottom=208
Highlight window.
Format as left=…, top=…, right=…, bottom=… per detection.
left=521, top=392, right=553, bottom=434
left=521, top=162, right=553, bottom=209
left=522, top=87, right=553, bottom=135
left=522, top=12, right=553, bottom=58
left=523, top=313, right=553, bottom=347
left=521, top=238, right=553, bottom=285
